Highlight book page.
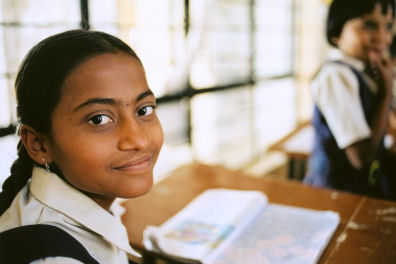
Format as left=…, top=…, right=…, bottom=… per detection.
left=212, top=204, right=340, bottom=264
left=143, top=189, right=268, bottom=263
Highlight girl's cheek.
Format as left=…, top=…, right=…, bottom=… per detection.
left=156, top=125, right=165, bottom=147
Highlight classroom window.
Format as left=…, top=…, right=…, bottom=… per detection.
left=0, top=0, right=310, bottom=185
left=189, top=0, right=251, bottom=89
left=0, top=0, right=80, bottom=126
left=255, top=0, right=295, bottom=78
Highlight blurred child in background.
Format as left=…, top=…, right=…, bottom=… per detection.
left=304, top=0, right=396, bottom=201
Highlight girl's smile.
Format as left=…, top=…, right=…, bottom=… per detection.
left=112, top=155, right=152, bottom=171
left=44, top=52, right=164, bottom=209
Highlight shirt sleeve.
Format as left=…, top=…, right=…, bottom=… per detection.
left=311, top=63, right=371, bottom=149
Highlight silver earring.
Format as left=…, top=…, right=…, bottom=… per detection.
left=42, top=157, right=50, bottom=173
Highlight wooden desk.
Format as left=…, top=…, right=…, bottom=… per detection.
left=122, top=163, right=396, bottom=264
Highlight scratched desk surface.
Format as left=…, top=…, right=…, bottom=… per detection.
left=324, top=198, right=396, bottom=263
left=122, top=163, right=396, bottom=264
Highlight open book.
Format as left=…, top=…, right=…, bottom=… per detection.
left=143, top=188, right=340, bottom=264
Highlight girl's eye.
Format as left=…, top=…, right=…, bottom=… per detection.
left=386, top=23, right=393, bottom=32
left=137, top=105, right=155, bottom=116
left=88, top=114, right=112, bottom=126
left=363, top=20, right=377, bottom=30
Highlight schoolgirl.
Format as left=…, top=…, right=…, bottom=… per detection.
left=304, top=0, right=396, bottom=200
left=0, top=29, right=164, bottom=263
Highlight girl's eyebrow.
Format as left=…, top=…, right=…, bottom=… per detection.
left=137, top=90, right=154, bottom=101
left=73, top=90, right=154, bottom=112
left=73, top=98, right=115, bottom=112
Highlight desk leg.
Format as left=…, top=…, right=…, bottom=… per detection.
left=288, top=159, right=307, bottom=181
left=297, top=160, right=306, bottom=181
left=288, top=159, right=296, bottom=179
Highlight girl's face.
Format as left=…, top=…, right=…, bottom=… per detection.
left=334, top=3, right=394, bottom=63
left=46, top=52, right=163, bottom=209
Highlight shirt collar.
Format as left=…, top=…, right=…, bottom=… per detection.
left=328, top=49, right=365, bottom=72
left=327, top=48, right=377, bottom=92
left=30, top=166, right=141, bottom=259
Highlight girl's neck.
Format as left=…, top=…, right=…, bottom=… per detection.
left=85, top=192, right=115, bottom=211
left=51, top=164, right=115, bottom=211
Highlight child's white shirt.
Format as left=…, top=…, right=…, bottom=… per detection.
left=0, top=166, right=141, bottom=264
left=311, top=49, right=376, bottom=149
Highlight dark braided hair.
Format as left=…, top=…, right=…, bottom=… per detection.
left=0, top=29, right=141, bottom=215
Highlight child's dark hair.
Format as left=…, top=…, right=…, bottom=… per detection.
left=0, top=29, right=141, bottom=215
left=327, top=0, right=395, bottom=47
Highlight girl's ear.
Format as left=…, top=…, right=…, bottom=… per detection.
left=20, top=124, right=53, bottom=166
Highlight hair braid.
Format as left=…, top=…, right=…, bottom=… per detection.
left=0, top=141, right=33, bottom=215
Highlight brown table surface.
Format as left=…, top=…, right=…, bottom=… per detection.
left=122, top=163, right=396, bottom=264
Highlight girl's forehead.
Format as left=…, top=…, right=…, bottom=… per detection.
left=72, top=52, right=140, bottom=74
left=59, top=53, right=147, bottom=104
left=64, top=53, right=143, bottom=85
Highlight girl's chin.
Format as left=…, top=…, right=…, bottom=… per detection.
left=119, top=179, right=153, bottom=198
left=120, top=188, right=152, bottom=199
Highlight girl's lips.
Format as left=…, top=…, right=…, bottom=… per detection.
left=369, top=48, right=383, bottom=56
left=367, top=49, right=383, bottom=61
left=113, top=156, right=151, bottom=171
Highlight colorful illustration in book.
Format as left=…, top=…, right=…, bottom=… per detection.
left=164, top=220, right=234, bottom=248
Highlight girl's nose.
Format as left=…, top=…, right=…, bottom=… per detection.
left=117, top=118, right=149, bottom=151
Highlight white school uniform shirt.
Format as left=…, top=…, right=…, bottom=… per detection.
left=0, top=166, right=141, bottom=264
left=311, top=49, right=377, bottom=149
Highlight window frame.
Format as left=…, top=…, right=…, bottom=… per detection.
left=0, top=0, right=297, bottom=145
